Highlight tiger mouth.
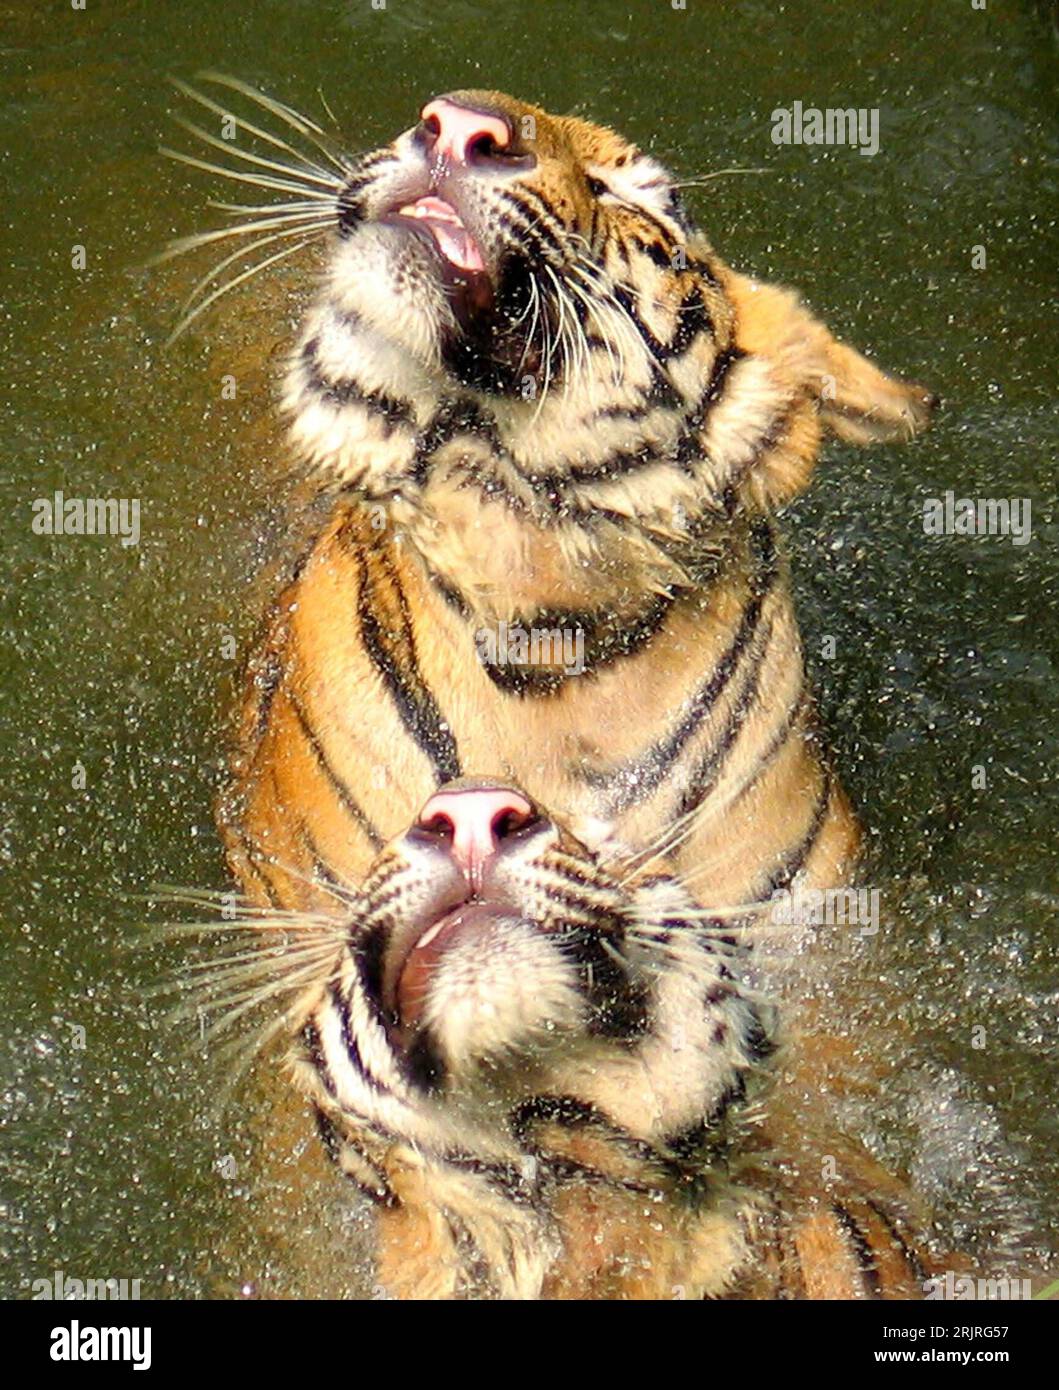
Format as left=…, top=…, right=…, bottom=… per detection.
left=389, top=901, right=518, bottom=1039
left=385, top=192, right=500, bottom=339
left=394, top=194, right=486, bottom=274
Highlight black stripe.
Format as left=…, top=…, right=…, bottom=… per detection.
left=592, top=397, right=661, bottom=424
left=864, top=1198, right=927, bottom=1285
left=285, top=685, right=383, bottom=849
left=438, top=1150, right=539, bottom=1205
left=326, top=980, right=398, bottom=1101
left=578, top=521, right=779, bottom=811
left=425, top=567, right=473, bottom=620
left=612, top=283, right=672, bottom=364
left=499, top=186, right=570, bottom=261
left=668, top=287, right=714, bottom=358
left=511, top=1094, right=600, bottom=1139
left=476, top=589, right=678, bottom=695
left=449, top=456, right=535, bottom=515
left=761, top=765, right=833, bottom=900
left=685, top=252, right=723, bottom=290
left=664, top=1073, right=746, bottom=1163
left=337, top=155, right=399, bottom=233
left=296, top=817, right=346, bottom=893
left=726, top=394, right=805, bottom=494
left=675, top=345, right=744, bottom=467
left=252, top=647, right=283, bottom=746
left=556, top=927, right=649, bottom=1040
left=241, top=514, right=332, bottom=758
left=410, top=397, right=503, bottom=487
left=224, top=819, right=282, bottom=907
left=831, top=1202, right=882, bottom=1299
left=563, top=442, right=670, bottom=484
left=326, top=303, right=368, bottom=336
left=538, top=1156, right=663, bottom=1196
left=644, top=361, right=687, bottom=411
left=673, top=615, right=776, bottom=820
left=314, top=1105, right=341, bottom=1163
left=403, top=1030, right=447, bottom=1094
left=301, top=337, right=414, bottom=431
left=336, top=1137, right=398, bottom=1208
left=511, top=1094, right=685, bottom=1185
left=724, top=683, right=809, bottom=816
left=355, top=551, right=461, bottom=782
left=352, top=922, right=389, bottom=1028
left=302, top=1019, right=337, bottom=1100
left=636, top=236, right=677, bottom=271
left=314, top=1107, right=397, bottom=1207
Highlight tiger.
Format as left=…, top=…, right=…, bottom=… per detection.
left=179, top=82, right=945, bottom=1298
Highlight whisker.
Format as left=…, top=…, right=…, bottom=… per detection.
left=153, top=210, right=333, bottom=267
left=140, top=883, right=317, bottom=916
left=197, top=68, right=329, bottom=136
left=195, top=70, right=353, bottom=177
left=256, top=855, right=363, bottom=910
left=174, top=953, right=338, bottom=1036
left=169, top=113, right=342, bottom=191
left=169, top=76, right=348, bottom=181
left=672, top=168, right=773, bottom=187
left=316, top=86, right=341, bottom=131
left=175, top=222, right=330, bottom=318
left=167, top=232, right=321, bottom=344
left=160, top=145, right=337, bottom=202
left=142, top=902, right=330, bottom=930
left=207, top=197, right=336, bottom=216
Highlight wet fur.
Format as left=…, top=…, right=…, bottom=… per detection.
left=175, top=85, right=943, bottom=1297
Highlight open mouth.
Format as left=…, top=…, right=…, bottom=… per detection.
left=386, top=901, right=519, bottom=1041
left=394, top=194, right=486, bottom=274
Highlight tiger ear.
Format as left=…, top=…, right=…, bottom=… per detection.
left=727, top=272, right=937, bottom=445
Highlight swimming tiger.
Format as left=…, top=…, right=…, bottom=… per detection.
left=180, top=82, right=942, bottom=1297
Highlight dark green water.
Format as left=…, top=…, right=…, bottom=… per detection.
left=2, top=0, right=1056, bottom=1297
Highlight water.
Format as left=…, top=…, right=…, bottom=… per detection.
left=2, top=0, right=1056, bottom=1296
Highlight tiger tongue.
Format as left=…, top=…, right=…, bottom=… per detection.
left=394, top=903, right=509, bottom=1034
left=429, top=220, right=485, bottom=273
left=400, top=194, right=485, bottom=273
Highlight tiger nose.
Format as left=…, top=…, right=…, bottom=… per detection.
left=414, top=783, right=539, bottom=882
left=420, top=96, right=512, bottom=164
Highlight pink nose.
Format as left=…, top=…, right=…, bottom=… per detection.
left=415, top=784, right=537, bottom=881
left=420, top=97, right=511, bottom=164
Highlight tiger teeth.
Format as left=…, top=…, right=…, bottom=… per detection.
left=415, top=916, right=451, bottom=949
left=397, top=202, right=462, bottom=226
left=394, top=198, right=485, bottom=273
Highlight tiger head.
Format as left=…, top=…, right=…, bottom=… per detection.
left=297, top=778, right=767, bottom=1299
left=281, top=88, right=934, bottom=545
left=315, top=90, right=694, bottom=391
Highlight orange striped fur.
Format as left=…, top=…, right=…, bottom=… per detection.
left=176, top=87, right=945, bottom=1298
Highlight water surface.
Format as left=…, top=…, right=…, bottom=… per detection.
left=2, top=0, right=1056, bottom=1296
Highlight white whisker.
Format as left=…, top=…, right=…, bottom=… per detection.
left=154, top=210, right=333, bottom=267
left=170, top=76, right=348, bottom=181
left=167, top=232, right=321, bottom=344
left=195, top=70, right=352, bottom=177
left=175, top=222, right=330, bottom=318
left=673, top=168, right=773, bottom=187
left=207, top=197, right=335, bottom=216
left=170, top=113, right=342, bottom=190
left=160, top=145, right=337, bottom=202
